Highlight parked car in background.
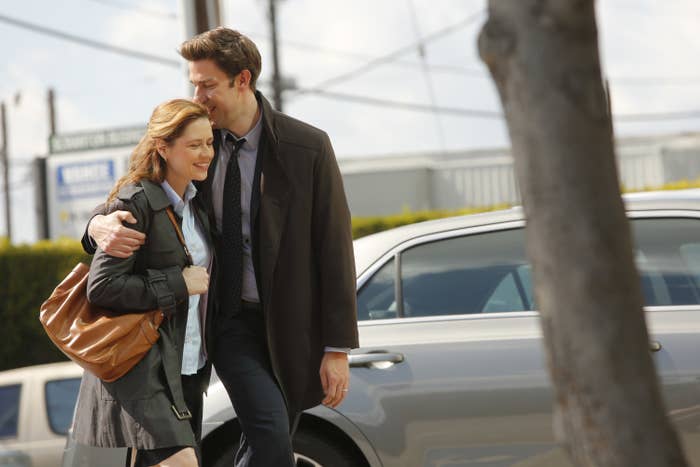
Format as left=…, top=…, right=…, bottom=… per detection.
left=63, top=189, right=700, bottom=467
left=0, top=362, right=82, bottom=467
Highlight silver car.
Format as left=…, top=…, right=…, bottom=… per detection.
left=64, top=189, right=700, bottom=466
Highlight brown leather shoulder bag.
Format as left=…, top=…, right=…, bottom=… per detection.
left=39, top=207, right=190, bottom=382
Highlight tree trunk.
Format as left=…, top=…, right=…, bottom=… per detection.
left=477, top=1, right=688, bottom=466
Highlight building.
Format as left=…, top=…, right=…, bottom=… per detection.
left=339, top=132, right=700, bottom=216
left=36, top=130, right=700, bottom=239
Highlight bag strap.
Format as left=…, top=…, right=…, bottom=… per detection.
left=164, top=207, right=194, bottom=267
left=159, top=207, right=196, bottom=419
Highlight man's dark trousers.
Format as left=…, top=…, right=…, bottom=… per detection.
left=213, top=301, right=296, bottom=467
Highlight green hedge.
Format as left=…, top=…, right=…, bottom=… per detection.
left=1, top=179, right=698, bottom=371
left=0, top=239, right=90, bottom=371
left=351, top=204, right=509, bottom=239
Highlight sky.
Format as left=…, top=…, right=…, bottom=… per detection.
left=1, top=0, right=700, bottom=243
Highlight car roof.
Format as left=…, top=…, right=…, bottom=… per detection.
left=0, top=361, right=83, bottom=385
left=353, top=188, right=700, bottom=275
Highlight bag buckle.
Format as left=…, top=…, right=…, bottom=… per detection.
left=171, top=405, right=192, bottom=420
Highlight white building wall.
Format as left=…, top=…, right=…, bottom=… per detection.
left=341, top=132, right=700, bottom=217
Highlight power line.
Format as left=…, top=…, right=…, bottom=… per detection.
left=0, top=13, right=180, bottom=68
left=119, top=7, right=483, bottom=78
left=610, top=76, right=700, bottom=86
left=615, top=110, right=700, bottom=122
left=247, top=31, right=487, bottom=77
left=5, top=11, right=696, bottom=89
left=302, top=89, right=700, bottom=123
left=3, top=13, right=698, bottom=123
left=606, top=2, right=700, bottom=20
left=0, top=11, right=478, bottom=80
left=294, top=9, right=486, bottom=95
left=78, top=0, right=485, bottom=81
left=303, top=90, right=503, bottom=119
left=84, top=0, right=177, bottom=19
left=407, top=0, right=446, bottom=149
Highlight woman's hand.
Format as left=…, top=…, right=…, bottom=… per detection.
left=182, top=266, right=209, bottom=295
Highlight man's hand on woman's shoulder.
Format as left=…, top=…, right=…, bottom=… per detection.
left=88, top=210, right=146, bottom=258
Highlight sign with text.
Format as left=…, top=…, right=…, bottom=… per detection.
left=56, top=160, right=115, bottom=200
left=46, top=149, right=129, bottom=239
left=49, top=126, right=144, bottom=154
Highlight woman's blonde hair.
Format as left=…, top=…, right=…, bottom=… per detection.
left=107, top=99, right=210, bottom=203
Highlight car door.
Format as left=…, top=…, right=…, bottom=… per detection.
left=628, top=213, right=700, bottom=464
left=341, top=222, right=563, bottom=467
left=339, top=214, right=700, bottom=467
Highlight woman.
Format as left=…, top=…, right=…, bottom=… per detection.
left=72, top=99, right=215, bottom=466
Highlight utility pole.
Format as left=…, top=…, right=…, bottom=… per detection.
left=269, top=0, right=284, bottom=111
left=180, top=0, right=222, bottom=95
left=181, top=0, right=222, bottom=43
left=1, top=101, right=11, bottom=241
left=48, top=88, right=57, bottom=138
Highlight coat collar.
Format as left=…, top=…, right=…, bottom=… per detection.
left=139, top=179, right=172, bottom=211
left=256, top=91, right=279, bottom=149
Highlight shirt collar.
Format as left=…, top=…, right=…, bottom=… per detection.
left=160, top=180, right=197, bottom=216
left=220, top=106, right=263, bottom=152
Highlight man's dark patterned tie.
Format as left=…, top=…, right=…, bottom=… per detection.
left=220, top=134, right=247, bottom=318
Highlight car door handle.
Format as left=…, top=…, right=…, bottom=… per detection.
left=650, top=341, right=662, bottom=352
left=349, top=352, right=405, bottom=368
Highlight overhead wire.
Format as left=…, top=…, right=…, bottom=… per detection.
left=303, top=90, right=503, bottom=119
left=3, top=12, right=697, bottom=88
left=406, top=0, right=446, bottom=149
left=1, top=12, right=699, bottom=122
left=292, top=9, right=487, bottom=96
left=0, top=13, right=180, bottom=68
left=84, top=0, right=177, bottom=20
left=615, top=110, right=700, bottom=122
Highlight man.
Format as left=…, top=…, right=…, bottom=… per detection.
left=84, top=27, right=359, bottom=466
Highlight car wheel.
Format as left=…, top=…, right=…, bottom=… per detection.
left=293, top=428, right=367, bottom=467
left=209, top=429, right=366, bottom=467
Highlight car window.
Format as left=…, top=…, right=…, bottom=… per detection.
left=633, top=219, right=700, bottom=306
left=0, top=384, right=21, bottom=438
left=45, top=378, right=81, bottom=435
left=400, top=229, right=530, bottom=317
left=516, top=264, right=535, bottom=309
left=357, top=258, right=396, bottom=320
left=356, top=218, right=700, bottom=320
left=680, top=243, right=700, bottom=289
left=482, top=272, right=528, bottom=313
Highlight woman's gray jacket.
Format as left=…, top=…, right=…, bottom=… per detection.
left=72, top=180, right=213, bottom=449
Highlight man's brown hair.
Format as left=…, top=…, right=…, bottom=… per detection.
left=179, top=27, right=262, bottom=91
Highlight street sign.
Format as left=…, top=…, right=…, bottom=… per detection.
left=45, top=149, right=129, bottom=239
left=56, top=160, right=115, bottom=200
left=49, top=126, right=144, bottom=154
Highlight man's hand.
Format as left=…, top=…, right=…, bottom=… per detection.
left=320, top=352, right=350, bottom=408
left=88, top=211, right=146, bottom=258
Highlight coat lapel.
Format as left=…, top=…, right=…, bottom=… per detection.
left=256, top=93, right=290, bottom=306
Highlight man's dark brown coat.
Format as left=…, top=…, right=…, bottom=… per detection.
left=199, top=93, right=359, bottom=414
